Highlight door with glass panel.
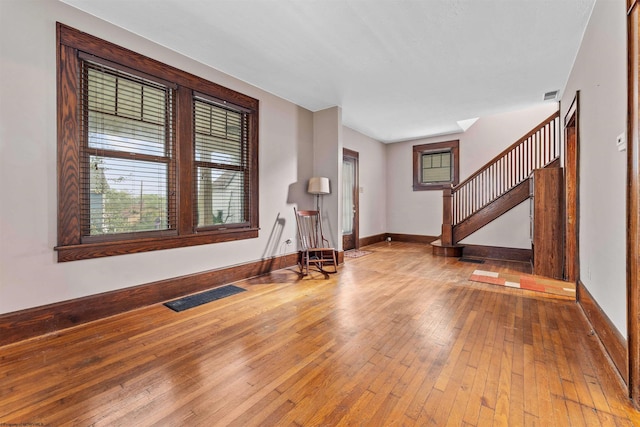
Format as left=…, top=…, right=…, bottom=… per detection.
left=342, top=149, right=359, bottom=251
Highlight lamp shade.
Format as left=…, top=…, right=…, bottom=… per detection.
left=308, top=176, right=330, bottom=195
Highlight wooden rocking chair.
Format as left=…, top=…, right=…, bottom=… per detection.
left=294, top=208, right=338, bottom=276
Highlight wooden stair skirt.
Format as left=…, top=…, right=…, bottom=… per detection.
left=433, top=180, right=531, bottom=258
left=430, top=239, right=464, bottom=257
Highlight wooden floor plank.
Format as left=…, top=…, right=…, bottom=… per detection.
left=534, top=359, right=556, bottom=427
left=445, top=363, right=477, bottom=426
left=462, top=292, right=500, bottom=425
left=508, top=372, right=525, bottom=427
left=1, top=242, right=638, bottom=426
left=493, top=339, right=514, bottom=427
left=522, top=343, right=539, bottom=418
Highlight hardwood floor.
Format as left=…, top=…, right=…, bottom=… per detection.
left=1, top=242, right=638, bottom=426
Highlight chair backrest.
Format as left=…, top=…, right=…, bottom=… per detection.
left=294, top=208, right=330, bottom=250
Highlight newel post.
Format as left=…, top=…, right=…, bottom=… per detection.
left=441, top=186, right=453, bottom=246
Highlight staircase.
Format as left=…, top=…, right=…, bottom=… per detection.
left=432, top=111, right=560, bottom=256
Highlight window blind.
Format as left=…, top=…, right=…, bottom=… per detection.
left=80, top=61, right=176, bottom=238
left=421, top=151, right=452, bottom=183
left=193, top=97, right=249, bottom=228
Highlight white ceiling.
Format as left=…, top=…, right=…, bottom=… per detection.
left=60, top=0, right=595, bottom=143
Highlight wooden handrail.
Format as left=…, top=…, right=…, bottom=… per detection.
left=443, top=111, right=561, bottom=236
left=452, top=111, right=560, bottom=191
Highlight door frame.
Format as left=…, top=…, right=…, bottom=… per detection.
left=564, top=92, right=580, bottom=284
left=626, top=0, right=639, bottom=406
left=342, top=148, right=359, bottom=250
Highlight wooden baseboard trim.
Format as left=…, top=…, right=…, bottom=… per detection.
left=381, top=235, right=531, bottom=263
left=462, top=244, right=532, bottom=263
left=0, top=253, right=299, bottom=347
left=359, top=234, right=387, bottom=247
left=577, top=280, right=629, bottom=385
left=432, top=244, right=463, bottom=257
left=386, top=233, right=439, bottom=244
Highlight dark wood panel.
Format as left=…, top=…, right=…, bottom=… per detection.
left=578, top=280, right=629, bottom=385
left=177, top=86, right=194, bottom=235
left=532, top=168, right=564, bottom=279
left=56, top=41, right=81, bottom=247
left=441, top=188, right=453, bottom=245
left=0, top=252, right=298, bottom=346
left=462, top=245, right=532, bottom=263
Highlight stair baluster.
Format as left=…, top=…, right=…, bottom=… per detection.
left=441, top=111, right=560, bottom=247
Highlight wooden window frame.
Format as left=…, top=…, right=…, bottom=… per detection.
left=56, top=24, right=259, bottom=262
left=412, top=140, right=459, bottom=191
left=79, top=59, right=178, bottom=243
left=192, top=94, right=252, bottom=231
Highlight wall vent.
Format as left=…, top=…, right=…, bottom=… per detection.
left=544, top=90, right=559, bottom=101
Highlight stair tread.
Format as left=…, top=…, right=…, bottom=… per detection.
left=430, top=239, right=463, bottom=248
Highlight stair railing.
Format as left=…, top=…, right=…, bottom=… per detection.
left=441, top=111, right=560, bottom=246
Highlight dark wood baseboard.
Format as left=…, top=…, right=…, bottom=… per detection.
left=359, top=233, right=387, bottom=247
left=385, top=233, right=530, bottom=263
left=432, top=244, right=463, bottom=257
left=462, top=244, right=532, bottom=263
left=0, top=253, right=299, bottom=347
left=577, top=280, right=629, bottom=385
left=386, top=233, right=439, bottom=244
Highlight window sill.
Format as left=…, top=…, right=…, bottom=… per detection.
left=55, top=228, right=259, bottom=262
left=413, top=183, right=454, bottom=191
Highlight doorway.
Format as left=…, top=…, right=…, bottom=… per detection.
left=342, top=148, right=359, bottom=251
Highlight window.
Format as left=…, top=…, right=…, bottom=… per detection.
left=421, top=151, right=451, bottom=183
left=193, top=95, right=249, bottom=230
left=412, top=140, right=459, bottom=191
left=56, top=24, right=259, bottom=262
left=81, top=60, right=176, bottom=239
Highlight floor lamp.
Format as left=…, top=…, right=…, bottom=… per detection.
left=308, top=177, right=330, bottom=211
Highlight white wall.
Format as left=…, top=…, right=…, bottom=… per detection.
left=560, top=0, right=627, bottom=336
left=343, top=127, right=387, bottom=240
left=386, top=103, right=557, bottom=246
left=0, top=0, right=315, bottom=314
left=312, top=107, right=343, bottom=249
